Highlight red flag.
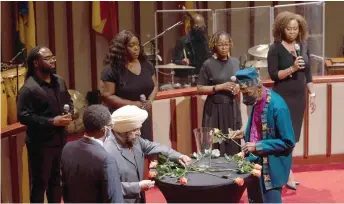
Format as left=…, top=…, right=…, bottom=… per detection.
left=92, top=1, right=118, bottom=42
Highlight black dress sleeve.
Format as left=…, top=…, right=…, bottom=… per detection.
left=197, top=60, right=210, bottom=85
left=305, top=48, right=313, bottom=83
left=101, top=66, right=118, bottom=83
left=267, top=43, right=280, bottom=82
left=144, top=60, right=156, bottom=76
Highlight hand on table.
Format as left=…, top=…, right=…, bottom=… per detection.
left=139, top=180, right=155, bottom=191
left=178, top=155, right=192, bottom=166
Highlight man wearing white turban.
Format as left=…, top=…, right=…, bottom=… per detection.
left=104, top=105, right=191, bottom=203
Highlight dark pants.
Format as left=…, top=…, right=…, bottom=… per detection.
left=247, top=176, right=282, bottom=203
left=26, top=143, right=63, bottom=203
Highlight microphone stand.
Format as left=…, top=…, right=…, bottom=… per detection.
left=143, top=21, right=183, bottom=67
left=10, top=48, right=26, bottom=101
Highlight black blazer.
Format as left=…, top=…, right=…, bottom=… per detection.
left=61, top=137, right=124, bottom=203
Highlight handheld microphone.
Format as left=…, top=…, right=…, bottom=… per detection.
left=140, top=94, right=147, bottom=110
left=230, top=76, right=237, bottom=83
left=140, top=94, right=146, bottom=102
left=294, top=44, right=301, bottom=57
left=63, top=104, right=70, bottom=115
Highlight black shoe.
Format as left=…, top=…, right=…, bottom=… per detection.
left=286, top=183, right=297, bottom=190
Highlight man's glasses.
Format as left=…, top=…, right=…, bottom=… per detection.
left=43, top=55, right=56, bottom=62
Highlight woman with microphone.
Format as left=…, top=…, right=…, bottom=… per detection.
left=197, top=31, right=243, bottom=156
left=100, top=30, right=158, bottom=141
left=267, top=11, right=316, bottom=190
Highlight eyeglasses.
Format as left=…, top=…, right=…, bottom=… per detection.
left=43, top=55, right=56, bottom=62
left=215, top=44, right=231, bottom=48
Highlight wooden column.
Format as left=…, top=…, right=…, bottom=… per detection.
left=170, top=99, right=177, bottom=150
left=89, top=2, right=98, bottom=91
left=326, top=84, right=332, bottom=157
left=190, top=96, right=198, bottom=152
left=134, top=1, right=141, bottom=38
left=9, top=136, right=20, bottom=203
left=66, top=2, right=75, bottom=89
left=47, top=2, right=55, bottom=54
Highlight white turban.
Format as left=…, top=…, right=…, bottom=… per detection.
left=111, top=105, right=148, bottom=133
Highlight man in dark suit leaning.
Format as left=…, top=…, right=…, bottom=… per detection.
left=104, top=105, right=192, bottom=203
left=61, top=105, right=123, bottom=203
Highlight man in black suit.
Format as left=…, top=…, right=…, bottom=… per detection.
left=17, top=46, right=73, bottom=203
left=60, top=105, right=123, bottom=203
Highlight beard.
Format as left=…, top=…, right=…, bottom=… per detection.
left=40, top=66, right=56, bottom=75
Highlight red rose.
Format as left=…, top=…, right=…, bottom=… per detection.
left=234, top=177, right=244, bottom=186
left=179, top=177, right=188, bottom=185
left=149, top=160, right=158, bottom=169
left=236, top=152, right=245, bottom=158
left=148, top=171, right=157, bottom=179
left=251, top=169, right=262, bottom=178
left=254, top=164, right=262, bottom=170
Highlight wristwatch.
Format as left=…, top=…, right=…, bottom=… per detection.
left=310, top=93, right=316, bottom=97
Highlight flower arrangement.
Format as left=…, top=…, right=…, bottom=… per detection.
left=149, top=154, right=262, bottom=186
left=212, top=128, right=257, bottom=159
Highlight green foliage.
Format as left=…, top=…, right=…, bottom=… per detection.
left=156, top=155, right=187, bottom=180
left=224, top=153, right=254, bottom=174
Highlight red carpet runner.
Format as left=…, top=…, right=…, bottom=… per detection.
left=146, top=163, right=344, bottom=203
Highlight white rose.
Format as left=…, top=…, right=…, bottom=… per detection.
left=212, top=149, right=220, bottom=158
left=214, top=128, right=220, bottom=134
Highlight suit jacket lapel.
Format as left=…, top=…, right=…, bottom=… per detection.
left=110, top=133, right=137, bottom=168
left=133, top=142, right=144, bottom=179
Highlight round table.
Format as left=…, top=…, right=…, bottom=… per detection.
left=156, top=157, right=255, bottom=203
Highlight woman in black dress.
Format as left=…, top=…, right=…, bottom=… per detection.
left=100, top=30, right=159, bottom=141
left=197, top=31, right=243, bottom=156
left=268, top=11, right=316, bottom=190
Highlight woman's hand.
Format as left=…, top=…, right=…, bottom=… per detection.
left=310, top=95, right=316, bottom=113
left=142, top=100, right=153, bottom=110
left=133, top=101, right=145, bottom=109
left=217, top=82, right=237, bottom=92
left=293, top=56, right=305, bottom=71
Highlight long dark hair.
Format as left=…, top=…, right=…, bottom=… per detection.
left=103, top=30, right=146, bottom=69
left=25, top=46, right=42, bottom=80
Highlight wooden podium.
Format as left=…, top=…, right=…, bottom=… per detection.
left=325, top=58, right=344, bottom=75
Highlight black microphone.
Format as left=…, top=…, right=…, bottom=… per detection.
left=10, top=48, right=26, bottom=64
left=294, top=43, right=301, bottom=57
